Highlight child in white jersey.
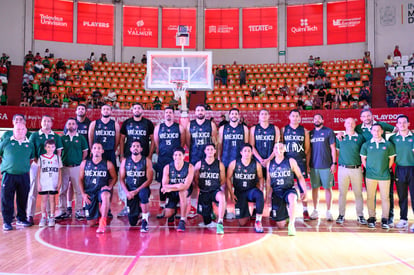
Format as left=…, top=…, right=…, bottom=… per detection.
left=37, top=139, right=62, bottom=227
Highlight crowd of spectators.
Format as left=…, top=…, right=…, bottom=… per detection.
left=0, top=52, right=10, bottom=105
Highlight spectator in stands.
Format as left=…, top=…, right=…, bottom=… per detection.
left=214, top=68, right=221, bottom=85
left=408, top=54, right=414, bottom=66
left=323, top=77, right=331, bottom=89
left=130, top=56, right=135, bottom=64
left=334, top=88, right=343, bottom=103
left=296, top=82, right=305, bottom=96
left=141, top=54, right=147, bottom=64
left=34, top=61, right=44, bottom=73
left=99, top=53, right=108, bottom=63
left=24, top=51, right=34, bottom=64
left=279, top=84, right=290, bottom=96
left=89, top=52, right=96, bottom=62
left=56, top=58, right=65, bottom=71
left=26, top=91, right=34, bottom=105
left=22, top=70, right=33, bottom=85
left=0, top=65, right=7, bottom=77
left=104, top=89, right=117, bottom=103
left=385, top=72, right=394, bottom=86
left=304, top=97, right=313, bottom=110
left=152, top=96, right=162, bottom=110
left=384, top=55, right=394, bottom=70
left=43, top=94, right=52, bottom=107
left=250, top=85, right=258, bottom=97
left=342, top=88, right=352, bottom=103
left=92, top=89, right=102, bottom=106
left=317, top=66, right=326, bottom=77
left=62, top=94, right=70, bottom=108
left=359, top=86, right=371, bottom=105
left=20, top=96, right=30, bottom=107
left=58, top=69, right=67, bottom=81
left=395, top=72, right=404, bottom=87
left=352, top=70, right=361, bottom=81
left=219, top=66, right=228, bottom=86
left=84, top=60, right=93, bottom=72
left=309, top=65, right=317, bottom=78
left=44, top=48, right=51, bottom=58
left=42, top=57, right=50, bottom=69
left=314, top=76, right=325, bottom=89
left=317, top=88, right=326, bottom=104
left=239, top=67, right=246, bottom=86
left=304, top=84, right=312, bottom=96
left=325, top=90, right=335, bottom=109
left=308, top=55, right=315, bottom=67
left=394, top=45, right=402, bottom=57
left=218, top=114, right=228, bottom=127
left=363, top=51, right=372, bottom=65
left=345, top=70, right=353, bottom=81
left=259, top=85, right=267, bottom=98
left=0, top=53, right=9, bottom=66
left=0, top=90, right=7, bottom=105
left=51, top=94, right=60, bottom=108
left=34, top=52, right=42, bottom=63
left=312, top=95, right=322, bottom=109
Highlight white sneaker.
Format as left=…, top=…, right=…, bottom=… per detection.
left=48, top=217, right=55, bottom=227
left=225, top=212, right=235, bottom=219
left=206, top=221, right=217, bottom=228
left=39, top=217, right=47, bottom=227
left=310, top=210, right=319, bottom=220
left=326, top=211, right=333, bottom=222
left=396, top=219, right=408, bottom=229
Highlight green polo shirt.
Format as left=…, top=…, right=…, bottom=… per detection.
left=360, top=138, right=396, bottom=180
left=61, top=133, right=88, bottom=166
left=336, top=133, right=365, bottom=166
left=355, top=121, right=394, bottom=141
left=389, top=132, right=414, bottom=166
left=29, top=130, right=63, bottom=159
left=0, top=137, right=34, bottom=174
left=1, top=130, right=31, bottom=141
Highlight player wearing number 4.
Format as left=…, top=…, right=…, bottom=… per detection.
left=266, top=143, right=307, bottom=236
left=119, top=141, right=153, bottom=233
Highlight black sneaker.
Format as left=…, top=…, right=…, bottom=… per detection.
left=16, top=220, right=32, bottom=227
left=357, top=216, right=367, bottom=225
left=367, top=217, right=376, bottom=228
left=141, top=219, right=149, bottom=233
left=75, top=210, right=86, bottom=221
left=67, top=207, right=72, bottom=215
left=250, top=208, right=257, bottom=220
left=55, top=212, right=69, bottom=220
left=336, top=215, right=345, bottom=224
left=27, top=216, right=34, bottom=226
left=177, top=220, right=186, bottom=232
left=382, top=218, right=390, bottom=229
left=387, top=217, right=394, bottom=228
left=167, top=215, right=175, bottom=225
left=3, top=223, right=13, bottom=231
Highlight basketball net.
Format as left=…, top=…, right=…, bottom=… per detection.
left=172, top=80, right=188, bottom=115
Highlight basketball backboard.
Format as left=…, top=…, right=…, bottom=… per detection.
left=145, top=51, right=213, bottom=91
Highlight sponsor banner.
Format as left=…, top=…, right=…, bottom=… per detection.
left=287, top=4, right=323, bottom=47
left=242, top=7, right=277, bottom=48
left=162, top=8, right=197, bottom=49
left=0, top=107, right=411, bottom=132
left=327, top=0, right=366, bottom=45
left=123, top=6, right=158, bottom=47
left=77, top=2, right=114, bottom=45
left=34, top=0, right=73, bottom=42
left=204, top=9, right=239, bottom=49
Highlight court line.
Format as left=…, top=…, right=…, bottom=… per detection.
left=123, top=235, right=153, bottom=275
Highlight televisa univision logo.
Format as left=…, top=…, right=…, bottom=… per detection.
left=40, top=14, right=68, bottom=27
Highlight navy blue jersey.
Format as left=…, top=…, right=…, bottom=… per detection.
left=121, top=117, right=154, bottom=158
left=310, top=126, right=336, bottom=169
left=77, top=118, right=91, bottom=141
left=83, top=159, right=109, bottom=194
left=168, top=161, right=190, bottom=185
left=124, top=156, right=147, bottom=191
left=189, top=120, right=213, bottom=165
left=198, top=159, right=221, bottom=193
left=254, top=124, right=276, bottom=160
left=283, top=125, right=306, bottom=164
left=233, top=158, right=258, bottom=192
left=94, top=119, right=116, bottom=151
left=158, top=122, right=181, bottom=165
left=269, top=158, right=295, bottom=192
left=221, top=124, right=245, bottom=167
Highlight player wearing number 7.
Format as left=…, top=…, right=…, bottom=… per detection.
left=119, top=140, right=153, bottom=233
left=266, top=143, right=307, bottom=236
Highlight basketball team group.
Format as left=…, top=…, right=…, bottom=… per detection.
left=1, top=104, right=413, bottom=236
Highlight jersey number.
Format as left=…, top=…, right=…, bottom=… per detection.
left=276, top=179, right=284, bottom=185
left=166, top=140, right=171, bottom=145
left=92, top=178, right=97, bottom=185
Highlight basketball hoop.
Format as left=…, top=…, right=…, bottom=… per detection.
left=171, top=80, right=188, bottom=101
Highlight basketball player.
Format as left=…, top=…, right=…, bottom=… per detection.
left=186, top=104, right=217, bottom=218
left=194, top=144, right=226, bottom=234
left=281, top=109, right=310, bottom=221
left=79, top=143, right=117, bottom=233
left=161, top=147, right=194, bottom=232
left=227, top=143, right=265, bottom=233
left=218, top=108, right=249, bottom=219
left=119, top=103, right=154, bottom=217
left=154, top=107, right=185, bottom=218
left=267, top=143, right=307, bottom=236
left=119, top=141, right=153, bottom=233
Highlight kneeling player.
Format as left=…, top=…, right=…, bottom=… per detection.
left=161, top=147, right=194, bottom=232
left=227, top=143, right=265, bottom=233
left=267, top=143, right=307, bottom=236
left=194, top=144, right=226, bottom=234
left=80, top=143, right=117, bottom=233
left=119, top=141, right=153, bottom=233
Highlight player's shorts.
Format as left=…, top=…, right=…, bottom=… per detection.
left=39, top=190, right=58, bottom=195
left=155, top=158, right=169, bottom=183
left=235, top=188, right=264, bottom=219
left=270, top=188, right=298, bottom=222
left=85, top=189, right=111, bottom=220
left=103, top=150, right=117, bottom=171
left=310, top=168, right=335, bottom=189
left=126, top=187, right=150, bottom=217
left=197, top=189, right=220, bottom=217
left=165, top=185, right=193, bottom=210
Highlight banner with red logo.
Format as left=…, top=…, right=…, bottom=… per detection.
left=204, top=9, right=239, bottom=49
left=123, top=6, right=158, bottom=47
left=287, top=4, right=323, bottom=47
left=162, top=8, right=196, bottom=49
left=242, top=7, right=277, bottom=48
left=77, top=2, right=114, bottom=45
left=34, top=0, right=73, bottom=42
left=327, top=0, right=366, bottom=44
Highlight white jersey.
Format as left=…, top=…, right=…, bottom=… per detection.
left=39, top=154, right=62, bottom=191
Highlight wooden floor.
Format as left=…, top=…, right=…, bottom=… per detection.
left=1, top=186, right=414, bottom=275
